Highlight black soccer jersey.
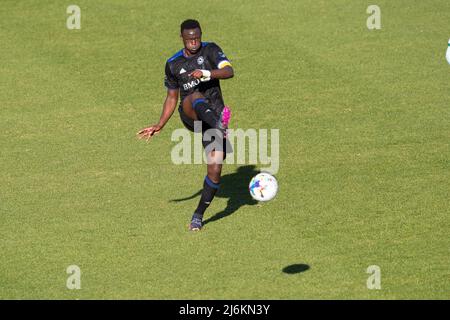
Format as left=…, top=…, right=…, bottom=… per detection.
left=164, top=42, right=232, bottom=113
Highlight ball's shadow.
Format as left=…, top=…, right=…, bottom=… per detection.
left=170, top=165, right=259, bottom=226
left=282, top=264, right=310, bottom=274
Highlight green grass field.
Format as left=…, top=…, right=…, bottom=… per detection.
left=1, top=0, right=449, bottom=299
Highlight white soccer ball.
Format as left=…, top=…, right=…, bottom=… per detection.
left=446, top=39, right=450, bottom=64
left=249, top=173, right=278, bottom=202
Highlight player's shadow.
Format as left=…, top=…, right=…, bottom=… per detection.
left=170, top=165, right=259, bottom=226
left=282, top=264, right=310, bottom=274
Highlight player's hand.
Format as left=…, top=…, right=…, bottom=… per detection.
left=189, top=69, right=204, bottom=79
left=136, top=124, right=162, bottom=141
left=189, top=69, right=211, bottom=82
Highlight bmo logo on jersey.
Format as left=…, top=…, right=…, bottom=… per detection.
left=183, top=79, right=200, bottom=91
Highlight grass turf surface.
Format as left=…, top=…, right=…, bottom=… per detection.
left=0, top=0, right=449, bottom=299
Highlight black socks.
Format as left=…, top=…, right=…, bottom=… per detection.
left=194, top=175, right=220, bottom=217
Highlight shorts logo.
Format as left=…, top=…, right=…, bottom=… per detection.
left=197, top=56, right=204, bottom=65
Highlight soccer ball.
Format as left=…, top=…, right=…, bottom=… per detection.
left=249, top=173, right=278, bottom=202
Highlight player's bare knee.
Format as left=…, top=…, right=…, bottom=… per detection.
left=207, top=151, right=224, bottom=166
left=207, top=165, right=222, bottom=183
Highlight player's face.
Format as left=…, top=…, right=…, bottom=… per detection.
left=181, top=28, right=202, bottom=55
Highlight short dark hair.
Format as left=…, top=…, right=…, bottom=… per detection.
left=180, top=19, right=201, bottom=34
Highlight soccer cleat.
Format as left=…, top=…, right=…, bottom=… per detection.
left=220, top=105, right=231, bottom=129
left=188, top=213, right=203, bottom=231
left=219, top=105, right=231, bottom=137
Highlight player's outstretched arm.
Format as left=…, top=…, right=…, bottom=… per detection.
left=137, top=89, right=179, bottom=141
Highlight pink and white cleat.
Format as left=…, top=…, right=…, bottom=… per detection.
left=219, top=105, right=231, bottom=137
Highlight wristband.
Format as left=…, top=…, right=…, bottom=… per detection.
left=200, top=70, right=211, bottom=82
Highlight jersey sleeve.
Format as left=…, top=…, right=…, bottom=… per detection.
left=164, top=61, right=179, bottom=89
left=208, top=43, right=232, bottom=69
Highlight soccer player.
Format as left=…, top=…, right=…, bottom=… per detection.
left=137, top=19, right=234, bottom=231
